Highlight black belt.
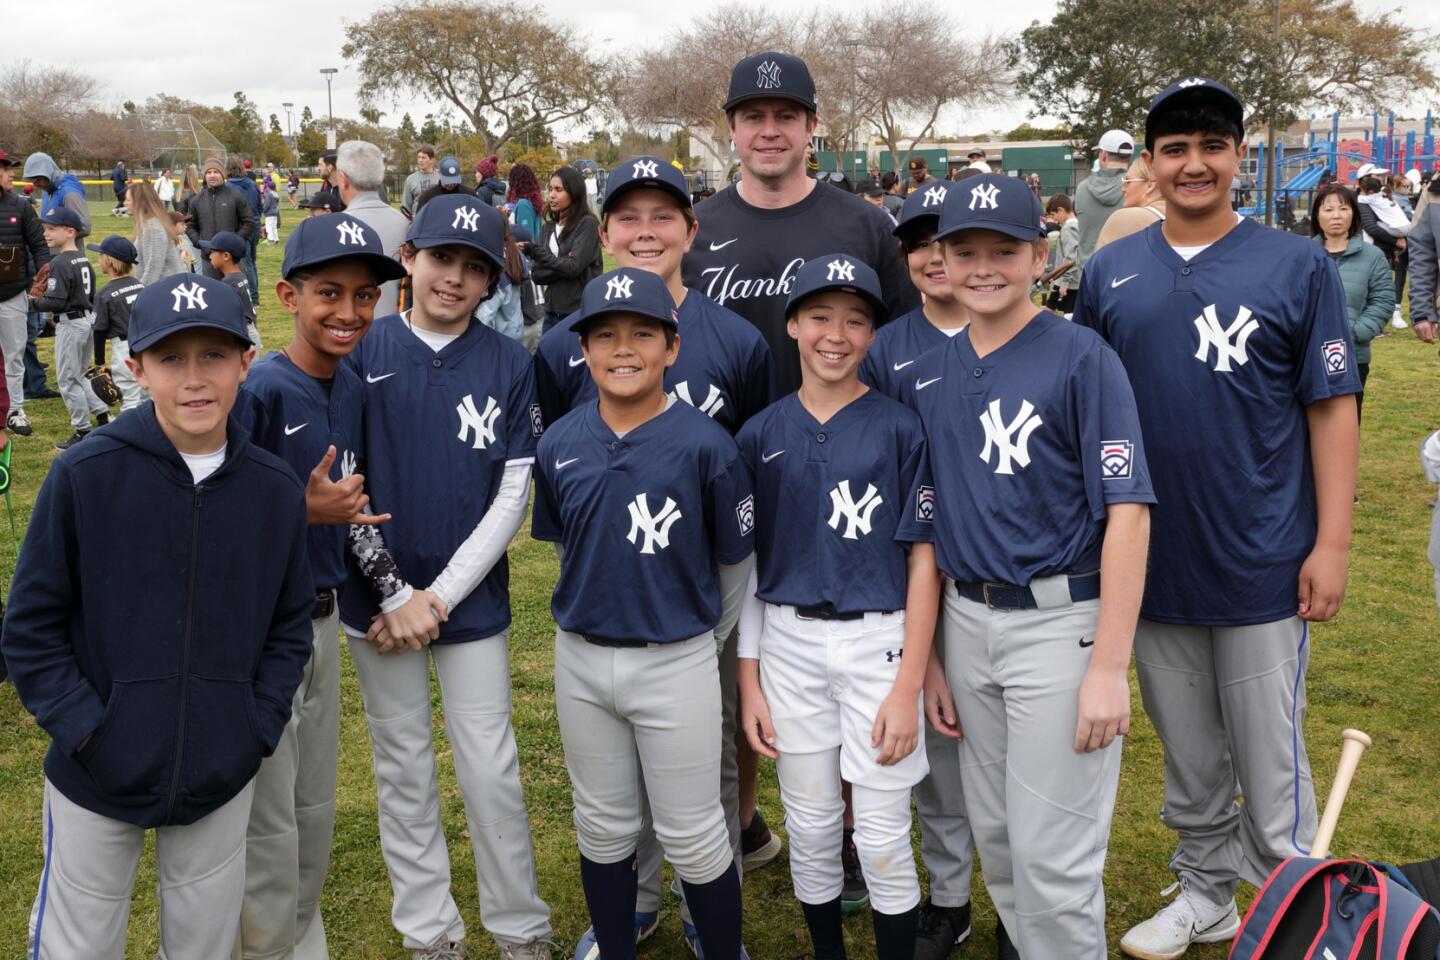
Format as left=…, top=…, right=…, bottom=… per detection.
left=583, top=634, right=651, bottom=648
left=64, top=309, right=89, bottom=320
left=794, top=603, right=864, bottom=622
left=953, top=572, right=1100, bottom=611
left=311, top=591, right=335, bottom=620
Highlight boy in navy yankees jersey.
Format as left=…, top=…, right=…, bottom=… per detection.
left=231, top=212, right=406, bottom=960
left=532, top=267, right=755, bottom=960
left=899, top=174, right=1154, bottom=959
left=1073, top=79, right=1359, bottom=960
left=856, top=182, right=979, bottom=957
left=5, top=273, right=314, bottom=958
left=343, top=193, right=554, bottom=960
left=736, top=254, right=939, bottom=959
left=533, top=157, right=775, bottom=960
left=88, top=235, right=145, bottom=411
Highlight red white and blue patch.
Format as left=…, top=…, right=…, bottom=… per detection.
left=1101, top=441, right=1134, bottom=480
left=736, top=494, right=755, bottom=536
left=1322, top=339, right=1348, bottom=375
left=915, top=484, right=935, bottom=522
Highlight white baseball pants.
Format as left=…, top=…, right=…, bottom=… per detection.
left=106, top=338, right=143, bottom=411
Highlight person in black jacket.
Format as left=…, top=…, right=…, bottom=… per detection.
left=3, top=272, right=313, bottom=958
left=186, top=156, right=257, bottom=282
left=528, top=165, right=602, bottom=331
left=0, top=147, right=53, bottom=435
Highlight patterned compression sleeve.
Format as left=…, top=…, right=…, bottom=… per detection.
left=348, top=523, right=413, bottom=613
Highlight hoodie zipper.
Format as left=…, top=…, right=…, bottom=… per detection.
left=165, top=484, right=203, bottom=820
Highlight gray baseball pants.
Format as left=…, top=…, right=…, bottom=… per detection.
left=1, top=292, right=28, bottom=412
left=1134, top=616, right=1317, bottom=905
left=56, top=315, right=107, bottom=429
left=914, top=623, right=976, bottom=909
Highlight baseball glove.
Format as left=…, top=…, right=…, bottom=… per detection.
left=86, top=365, right=122, bottom=406
left=27, top=262, right=50, bottom=299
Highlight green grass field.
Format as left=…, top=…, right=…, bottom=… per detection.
left=1, top=202, right=1438, bottom=958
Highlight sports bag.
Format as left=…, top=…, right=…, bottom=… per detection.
left=1231, top=858, right=1440, bottom=959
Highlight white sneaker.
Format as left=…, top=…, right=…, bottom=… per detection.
left=1393, top=308, right=1409, bottom=329
left=1119, top=880, right=1240, bottom=959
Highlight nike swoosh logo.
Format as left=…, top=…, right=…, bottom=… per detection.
left=893, top=360, right=916, bottom=372
left=555, top=457, right=579, bottom=470
left=284, top=423, right=308, bottom=436
left=366, top=372, right=397, bottom=383
left=1111, top=274, right=1139, bottom=288
left=1079, top=636, right=1094, bottom=648
left=709, top=238, right=739, bottom=251
left=568, top=356, right=586, bottom=368
left=761, top=450, right=785, bottom=463
left=916, top=377, right=943, bottom=390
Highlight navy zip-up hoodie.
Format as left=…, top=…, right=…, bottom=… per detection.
left=2, top=403, right=315, bottom=828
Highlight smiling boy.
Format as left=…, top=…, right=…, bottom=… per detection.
left=1074, top=79, right=1360, bottom=960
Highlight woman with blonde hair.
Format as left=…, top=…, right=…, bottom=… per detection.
left=126, top=181, right=185, bottom=285
left=1094, top=154, right=1166, bottom=250
left=176, top=163, right=202, bottom=215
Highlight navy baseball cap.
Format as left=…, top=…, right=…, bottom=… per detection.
left=1145, top=77, right=1245, bottom=150
left=784, top=253, right=886, bottom=323
left=407, top=193, right=506, bottom=270
left=128, top=274, right=252, bottom=353
left=281, top=212, right=407, bottom=283
left=936, top=174, right=1046, bottom=244
left=86, top=235, right=138, bottom=263
left=573, top=268, right=679, bottom=335
left=41, top=206, right=82, bottom=230
left=509, top=223, right=532, bottom=245
left=894, top=180, right=950, bottom=237
left=724, top=51, right=817, bottom=113
left=602, top=155, right=690, bottom=213
left=438, top=156, right=462, bottom=186
left=199, top=231, right=247, bottom=261
left=299, top=190, right=344, bottom=212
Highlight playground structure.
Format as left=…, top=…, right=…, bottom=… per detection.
left=1242, top=110, right=1440, bottom=225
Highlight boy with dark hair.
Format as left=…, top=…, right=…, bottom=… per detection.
left=1073, top=78, right=1359, bottom=960
left=34, top=207, right=109, bottom=450
left=4, top=272, right=314, bottom=958
left=232, top=212, right=407, bottom=960
left=1041, top=194, right=1080, bottom=313
left=88, top=235, right=145, bottom=411
left=201, top=230, right=262, bottom=351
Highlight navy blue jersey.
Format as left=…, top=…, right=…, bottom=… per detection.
left=534, top=288, right=776, bottom=435
left=858, top=307, right=954, bottom=400
left=1074, top=218, right=1360, bottom=625
left=235, top=353, right=363, bottom=593
left=895, top=311, right=1155, bottom=585
left=736, top=390, right=933, bottom=614
left=341, top=314, right=543, bottom=642
left=533, top=401, right=754, bottom=644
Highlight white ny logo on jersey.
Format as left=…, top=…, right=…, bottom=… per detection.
left=670, top=381, right=726, bottom=418
left=336, top=220, right=367, bottom=245
left=979, top=399, right=1043, bottom=475
left=171, top=281, right=207, bottom=312
left=1193, top=304, right=1259, bottom=373
left=632, top=159, right=659, bottom=179
left=969, top=184, right=1000, bottom=210
left=627, top=494, right=683, bottom=554
left=605, top=275, right=634, bottom=300
left=922, top=185, right=947, bottom=207
left=756, top=61, right=782, bottom=89
left=451, top=206, right=481, bottom=231
left=826, top=259, right=855, bottom=282
left=827, top=481, right=884, bottom=540
left=456, top=393, right=501, bottom=449
left=340, top=449, right=357, bottom=478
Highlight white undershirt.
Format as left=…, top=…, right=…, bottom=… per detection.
left=1170, top=212, right=1245, bottom=261
left=939, top=326, right=964, bottom=338
left=181, top=445, right=226, bottom=483
left=405, top=315, right=461, bottom=352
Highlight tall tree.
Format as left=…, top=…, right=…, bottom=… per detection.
left=0, top=60, right=100, bottom=157
left=1008, top=0, right=1436, bottom=155
left=343, top=0, right=613, bottom=155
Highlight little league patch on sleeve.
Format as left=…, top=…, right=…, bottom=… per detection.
left=1322, top=339, right=1348, bottom=375
left=1101, top=441, right=1134, bottom=480
left=915, top=485, right=935, bottom=522
left=530, top=403, right=544, bottom=437
left=736, top=495, right=755, bottom=536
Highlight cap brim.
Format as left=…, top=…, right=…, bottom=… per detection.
left=129, top=318, right=253, bottom=354
left=573, top=305, right=679, bottom=334
left=602, top=178, right=691, bottom=213
left=285, top=251, right=407, bottom=284
left=408, top=233, right=506, bottom=270
left=723, top=90, right=816, bottom=112
left=893, top=211, right=940, bottom=238
left=786, top=284, right=888, bottom=325
left=936, top=220, right=1042, bottom=244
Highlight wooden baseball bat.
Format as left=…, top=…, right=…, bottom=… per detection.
left=1311, top=728, right=1373, bottom=859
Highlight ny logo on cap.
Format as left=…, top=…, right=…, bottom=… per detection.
left=826, top=259, right=855, bottom=282
left=1178, top=77, right=1206, bottom=89
left=632, top=159, right=659, bottom=179
left=969, top=183, right=1000, bottom=210
left=451, top=206, right=481, bottom=231
left=336, top=221, right=367, bottom=246
left=922, top=185, right=947, bottom=208
left=605, top=275, right=634, bottom=300
left=171, top=281, right=208, bottom=312
left=756, top=60, right=782, bottom=89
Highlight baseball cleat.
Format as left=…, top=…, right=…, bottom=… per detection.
left=54, top=429, right=90, bottom=451
left=680, top=919, right=750, bottom=960
left=7, top=409, right=32, bottom=436
left=840, top=827, right=869, bottom=913
left=740, top=807, right=783, bottom=872
left=1119, top=880, right=1239, bottom=959
left=915, top=899, right=973, bottom=960
left=570, top=911, right=659, bottom=959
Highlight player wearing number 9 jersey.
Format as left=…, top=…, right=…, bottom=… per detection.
left=897, top=174, right=1154, bottom=959
left=532, top=267, right=754, bottom=960
left=340, top=194, right=554, bottom=958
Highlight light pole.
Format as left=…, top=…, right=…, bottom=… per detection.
left=281, top=102, right=294, bottom=163
left=320, top=68, right=338, bottom=150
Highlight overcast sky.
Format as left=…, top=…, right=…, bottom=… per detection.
left=30, top=0, right=1440, bottom=143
